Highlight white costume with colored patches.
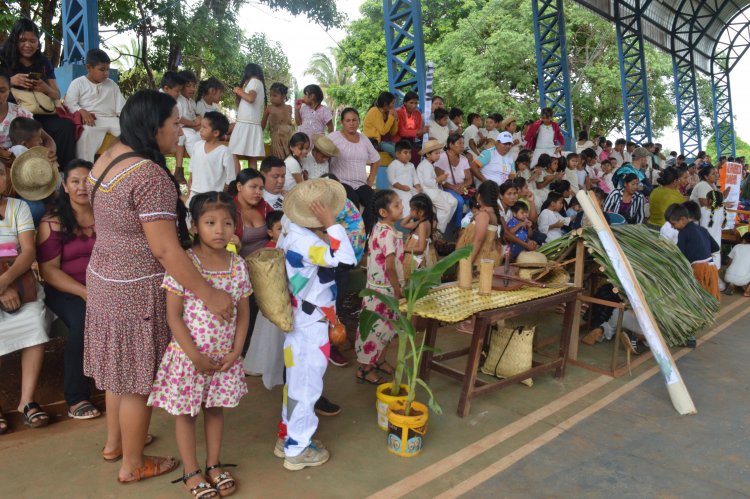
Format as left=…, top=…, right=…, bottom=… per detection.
left=277, top=221, right=356, bottom=457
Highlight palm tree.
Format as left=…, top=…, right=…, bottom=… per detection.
left=304, top=48, right=353, bottom=128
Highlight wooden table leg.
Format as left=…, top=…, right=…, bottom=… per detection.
left=419, top=319, right=439, bottom=382
left=556, top=295, right=577, bottom=378
left=568, top=239, right=586, bottom=360
left=456, top=316, right=489, bottom=418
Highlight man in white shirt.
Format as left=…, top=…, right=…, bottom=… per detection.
left=261, top=156, right=286, bottom=210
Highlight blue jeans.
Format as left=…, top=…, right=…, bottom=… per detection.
left=445, top=189, right=465, bottom=231
left=379, top=141, right=396, bottom=157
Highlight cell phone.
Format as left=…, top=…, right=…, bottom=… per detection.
left=27, top=72, right=42, bottom=80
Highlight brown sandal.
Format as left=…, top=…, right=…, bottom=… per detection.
left=118, top=455, right=179, bottom=484
left=206, top=463, right=237, bottom=497
left=102, top=433, right=155, bottom=462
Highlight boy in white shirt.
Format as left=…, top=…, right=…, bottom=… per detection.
left=415, top=139, right=457, bottom=234
left=463, top=113, right=483, bottom=159
left=64, top=49, right=126, bottom=162
left=176, top=70, right=201, bottom=182
left=428, top=108, right=450, bottom=146
left=186, top=111, right=234, bottom=207
left=7, top=117, right=43, bottom=158
left=387, top=140, right=422, bottom=217
left=303, top=134, right=339, bottom=180
left=479, top=113, right=501, bottom=143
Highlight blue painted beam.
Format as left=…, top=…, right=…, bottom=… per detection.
left=672, top=51, right=702, bottom=162
left=614, top=0, right=652, bottom=145
left=532, top=0, right=575, bottom=151
left=383, top=0, right=426, bottom=109
left=61, top=0, right=99, bottom=64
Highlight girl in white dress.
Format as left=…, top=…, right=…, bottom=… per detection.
left=229, top=63, right=266, bottom=173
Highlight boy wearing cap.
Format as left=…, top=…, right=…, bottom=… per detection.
left=276, top=179, right=356, bottom=470
left=471, top=131, right=516, bottom=186
left=303, top=134, right=340, bottom=180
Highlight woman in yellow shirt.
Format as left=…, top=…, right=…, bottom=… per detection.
left=647, top=166, right=688, bottom=227
left=363, top=91, right=398, bottom=157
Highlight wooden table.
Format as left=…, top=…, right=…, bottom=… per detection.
left=417, top=287, right=581, bottom=417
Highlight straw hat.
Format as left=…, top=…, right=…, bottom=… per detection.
left=312, top=134, right=340, bottom=157
left=284, top=178, right=347, bottom=228
left=419, top=139, right=444, bottom=156
left=11, top=147, right=59, bottom=201
left=514, top=251, right=549, bottom=268
left=500, top=117, right=516, bottom=130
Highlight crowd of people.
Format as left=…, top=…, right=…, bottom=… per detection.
left=2, top=16, right=750, bottom=497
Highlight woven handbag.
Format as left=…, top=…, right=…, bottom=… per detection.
left=11, top=88, right=60, bottom=115
left=481, top=324, right=535, bottom=387
left=245, top=248, right=293, bottom=332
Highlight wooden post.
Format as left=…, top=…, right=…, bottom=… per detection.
left=578, top=192, right=696, bottom=415
left=567, top=239, right=586, bottom=360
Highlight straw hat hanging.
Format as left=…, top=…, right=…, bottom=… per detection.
left=10, top=147, right=59, bottom=201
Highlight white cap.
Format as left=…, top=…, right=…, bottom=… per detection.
left=498, top=131, right=513, bottom=144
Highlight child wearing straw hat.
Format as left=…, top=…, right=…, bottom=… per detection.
left=415, top=139, right=458, bottom=235
left=302, top=134, right=340, bottom=180
left=275, top=178, right=356, bottom=470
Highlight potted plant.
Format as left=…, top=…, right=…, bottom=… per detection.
left=359, top=246, right=472, bottom=456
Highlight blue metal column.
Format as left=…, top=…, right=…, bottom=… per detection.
left=672, top=52, right=702, bottom=161
left=532, top=0, right=575, bottom=151
left=57, top=0, right=101, bottom=95
left=711, top=64, right=737, bottom=159
left=614, top=0, right=652, bottom=144
left=383, top=0, right=426, bottom=107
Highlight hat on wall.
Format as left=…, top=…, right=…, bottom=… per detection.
left=10, top=147, right=59, bottom=201
left=497, top=131, right=514, bottom=144
left=312, top=134, right=340, bottom=157
left=283, top=178, right=347, bottom=228
left=418, top=139, right=444, bottom=156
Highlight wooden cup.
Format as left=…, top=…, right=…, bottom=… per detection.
left=458, top=258, right=472, bottom=289
left=479, top=259, right=494, bottom=295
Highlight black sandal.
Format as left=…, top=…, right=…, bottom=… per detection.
left=374, top=360, right=395, bottom=375
left=68, top=401, right=101, bottom=420
left=356, top=366, right=384, bottom=385
left=0, top=407, right=8, bottom=435
left=206, top=463, right=237, bottom=497
left=22, top=402, right=49, bottom=428
left=171, top=469, right=218, bottom=498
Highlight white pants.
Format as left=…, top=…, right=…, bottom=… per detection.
left=75, top=116, right=120, bottom=162
left=282, top=320, right=329, bottom=457
left=181, top=128, right=201, bottom=157
left=423, top=187, right=458, bottom=234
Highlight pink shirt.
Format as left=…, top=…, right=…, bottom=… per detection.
left=328, top=131, right=380, bottom=188
left=298, top=104, right=333, bottom=140
left=37, top=224, right=96, bottom=285
left=434, top=151, right=470, bottom=184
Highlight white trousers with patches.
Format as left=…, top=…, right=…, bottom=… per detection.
left=282, top=320, right=329, bottom=457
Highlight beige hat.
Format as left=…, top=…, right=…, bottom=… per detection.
left=631, top=147, right=651, bottom=160
left=284, top=178, right=347, bottom=228
left=500, top=117, right=516, bottom=130
left=312, top=134, right=340, bottom=157
left=418, top=139, right=444, bottom=156
left=11, top=147, right=59, bottom=201
left=514, top=251, right=551, bottom=268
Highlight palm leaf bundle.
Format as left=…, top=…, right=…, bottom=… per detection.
left=540, top=225, right=719, bottom=346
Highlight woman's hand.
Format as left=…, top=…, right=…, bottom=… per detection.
left=0, top=287, right=21, bottom=312
left=310, top=200, right=335, bottom=229
left=191, top=353, right=221, bottom=375
left=32, top=78, right=53, bottom=95
left=10, top=73, right=33, bottom=89
left=219, top=351, right=241, bottom=372
left=204, top=287, right=234, bottom=323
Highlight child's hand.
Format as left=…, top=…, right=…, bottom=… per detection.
left=437, top=172, right=448, bottom=184
left=192, top=353, right=220, bottom=375
left=79, top=109, right=96, bottom=126
left=229, top=235, right=241, bottom=247
left=310, top=200, right=335, bottom=228
left=219, top=351, right=241, bottom=372
left=233, top=87, right=243, bottom=96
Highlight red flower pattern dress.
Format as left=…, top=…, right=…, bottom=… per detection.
left=354, top=222, right=404, bottom=365
left=148, top=249, right=251, bottom=416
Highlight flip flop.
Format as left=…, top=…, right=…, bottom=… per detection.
left=68, top=401, right=101, bottom=420
left=102, top=433, right=156, bottom=462
left=118, top=455, right=179, bottom=484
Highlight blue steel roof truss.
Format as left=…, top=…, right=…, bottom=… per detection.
left=383, top=0, right=427, bottom=106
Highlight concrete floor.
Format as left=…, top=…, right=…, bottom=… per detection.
left=1, top=294, right=747, bottom=498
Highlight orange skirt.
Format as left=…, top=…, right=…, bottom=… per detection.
left=692, top=262, right=720, bottom=301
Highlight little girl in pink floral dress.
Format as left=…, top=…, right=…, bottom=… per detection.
left=149, top=192, right=251, bottom=498
left=354, top=190, right=405, bottom=384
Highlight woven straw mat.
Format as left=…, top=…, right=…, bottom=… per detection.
left=404, top=268, right=571, bottom=323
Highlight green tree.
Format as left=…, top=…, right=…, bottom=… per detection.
left=305, top=49, right=353, bottom=127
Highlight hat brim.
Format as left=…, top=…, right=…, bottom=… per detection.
left=283, top=178, right=347, bottom=228
left=419, top=144, right=444, bottom=156
left=10, top=146, right=59, bottom=201
left=312, top=135, right=340, bottom=157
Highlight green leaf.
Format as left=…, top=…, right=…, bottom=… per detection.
left=357, top=309, right=381, bottom=342
left=416, top=378, right=442, bottom=416
left=359, top=288, right=401, bottom=312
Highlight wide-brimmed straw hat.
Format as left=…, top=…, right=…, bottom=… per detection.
left=284, top=178, right=347, bottom=228
left=312, top=134, right=340, bottom=157
left=500, top=117, right=516, bottom=130
left=419, top=139, right=444, bottom=156
left=11, top=147, right=59, bottom=201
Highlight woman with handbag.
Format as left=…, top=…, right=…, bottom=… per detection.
left=0, top=19, right=75, bottom=167
left=434, top=133, right=473, bottom=232
left=0, top=161, right=52, bottom=435
left=36, top=159, right=101, bottom=421
left=85, top=90, right=233, bottom=483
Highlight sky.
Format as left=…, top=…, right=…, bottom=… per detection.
left=106, top=0, right=750, bottom=153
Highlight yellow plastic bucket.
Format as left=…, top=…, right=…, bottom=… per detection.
left=386, top=400, right=429, bottom=457
left=375, top=383, right=408, bottom=431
